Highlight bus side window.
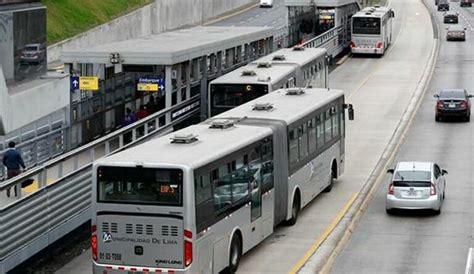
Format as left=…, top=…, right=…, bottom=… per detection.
left=298, top=124, right=309, bottom=159
left=316, top=114, right=325, bottom=149
left=325, top=109, right=332, bottom=144
left=261, top=138, right=274, bottom=193
left=195, top=172, right=214, bottom=232
left=332, top=105, right=339, bottom=138
left=231, top=156, right=251, bottom=204
left=308, top=118, right=317, bottom=154
left=289, top=129, right=299, bottom=167
left=212, top=167, right=232, bottom=212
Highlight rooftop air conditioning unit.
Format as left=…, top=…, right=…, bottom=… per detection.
left=285, top=88, right=305, bottom=96
left=293, top=46, right=305, bottom=51
left=257, top=76, right=271, bottom=82
left=257, top=62, right=272, bottom=68
left=209, top=119, right=234, bottom=129
left=252, top=102, right=274, bottom=111
left=170, top=133, right=198, bottom=144
left=272, top=54, right=286, bottom=61
left=241, top=70, right=257, bottom=76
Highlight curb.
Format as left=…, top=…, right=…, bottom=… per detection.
left=298, top=1, right=440, bottom=273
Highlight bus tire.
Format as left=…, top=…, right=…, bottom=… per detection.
left=286, top=192, right=300, bottom=226
left=224, top=234, right=242, bottom=273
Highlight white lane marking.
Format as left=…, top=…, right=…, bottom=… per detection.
left=452, top=6, right=474, bottom=31
left=465, top=248, right=473, bottom=274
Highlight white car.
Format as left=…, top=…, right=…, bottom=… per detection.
left=386, top=161, right=447, bottom=215
left=260, top=0, right=273, bottom=8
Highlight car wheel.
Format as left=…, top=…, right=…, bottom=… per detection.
left=286, top=194, right=300, bottom=226
left=443, top=190, right=446, bottom=199
left=435, top=115, right=441, bottom=122
left=433, top=207, right=441, bottom=215
left=386, top=208, right=394, bottom=215
left=223, top=234, right=242, bottom=274
left=466, top=115, right=470, bottom=122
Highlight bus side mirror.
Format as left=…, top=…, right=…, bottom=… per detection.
left=391, top=11, right=395, bottom=18
left=344, top=104, right=354, bottom=120
left=387, top=169, right=394, bottom=174
left=442, top=169, right=448, bottom=175
left=434, top=94, right=439, bottom=98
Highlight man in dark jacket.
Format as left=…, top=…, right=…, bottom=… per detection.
left=2, top=141, right=26, bottom=197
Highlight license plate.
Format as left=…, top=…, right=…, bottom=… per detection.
left=407, top=190, right=418, bottom=197
left=449, top=103, right=455, bottom=108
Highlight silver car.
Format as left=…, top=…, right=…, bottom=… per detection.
left=386, top=162, right=447, bottom=215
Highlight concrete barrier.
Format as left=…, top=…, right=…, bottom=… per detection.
left=48, top=0, right=258, bottom=63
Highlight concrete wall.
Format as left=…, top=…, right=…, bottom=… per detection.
left=0, top=67, right=69, bottom=134
left=49, top=0, right=258, bottom=63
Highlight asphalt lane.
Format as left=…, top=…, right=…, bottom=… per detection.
left=331, top=1, right=474, bottom=273
left=210, top=0, right=287, bottom=28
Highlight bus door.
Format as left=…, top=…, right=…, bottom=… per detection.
left=249, top=147, right=263, bottom=243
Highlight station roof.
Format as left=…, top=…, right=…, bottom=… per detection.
left=61, top=26, right=275, bottom=66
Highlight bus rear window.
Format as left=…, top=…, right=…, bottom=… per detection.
left=97, top=166, right=183, bottom=206
left=353, top=17, right=381, bottom=35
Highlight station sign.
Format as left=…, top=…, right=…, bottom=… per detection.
left=70, top=76, right=79, bottom=92
left=137, top=77, right=165, bottom=94
left=79, top=76, right=99, bottom=91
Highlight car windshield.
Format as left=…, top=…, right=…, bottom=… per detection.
left=24, top=46, right=39, bottom=51
left=440, top=90, right=465, bottom=99
left=393, top=170, right=431, bottom=181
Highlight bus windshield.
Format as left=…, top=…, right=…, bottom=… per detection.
left=210, top=84, right=269, bottom=115
left=97, top=166, right=183, bottom=206
left=353, top=17, right=381, bottom=35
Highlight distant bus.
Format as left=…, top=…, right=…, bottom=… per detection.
left=208, top=47, right=328, bottom=116
left=91, top=87, right=354, bottom=273
left=350, top=6, right=395, bottom=55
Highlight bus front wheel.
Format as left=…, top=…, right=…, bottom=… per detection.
left=224, top=234, right=242, bottom=273
left=286, top=193, right=300, bottom=226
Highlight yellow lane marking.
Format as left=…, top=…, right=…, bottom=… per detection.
left=203, top=3, right=260, bottom=26
left=288, top=192, right=359, bottom=274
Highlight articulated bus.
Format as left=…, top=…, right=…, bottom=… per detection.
left=208, top=47, right=328, bottom=117
left=91, top=87, right=354, bottom=274
left=350, top=6, right=395, bottom=55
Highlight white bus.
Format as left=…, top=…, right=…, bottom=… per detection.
left=91, top=87, right=354, bottom=274
left=350, top=6, right=395, bottom=55
left=208, top=47, right=328, bottom=116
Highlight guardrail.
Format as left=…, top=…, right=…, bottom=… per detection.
left=301, top=25, right=346, bottom=58
left=0, top=95, right=200, bottom=273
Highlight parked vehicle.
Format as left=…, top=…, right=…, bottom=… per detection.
left=20, top=43, right=46, bottom=65
left=460, top=0, right=472, bottom=7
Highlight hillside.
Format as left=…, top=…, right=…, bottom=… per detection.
left=43, top=0, right=153, bottom=44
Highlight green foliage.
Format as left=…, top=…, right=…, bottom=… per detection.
left=43, top=0, right=153, bottom=44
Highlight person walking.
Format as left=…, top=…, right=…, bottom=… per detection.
left=2, top=141, right=26, bottom=197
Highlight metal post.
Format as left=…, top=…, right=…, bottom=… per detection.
left=200, top=56, right=209, bottom=121
left=186, top=61, right=192, bottom=99
left=165, top=65, right=173, bottom=124
left=177, top=64, right=183, bottom=104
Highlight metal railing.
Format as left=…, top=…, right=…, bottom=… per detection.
left=0, top=95, right=200, bottom=273
left=301, top=25, right=346, bottom=58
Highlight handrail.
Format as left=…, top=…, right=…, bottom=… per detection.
left=0, top=95, right=200, bottom=194
left=301, top=25, right=344, bottom=49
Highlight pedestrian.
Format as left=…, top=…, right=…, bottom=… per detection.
left=146, top=95, right=157, bottom=113
left=2, top=141, right=26, bottom=197
left=136, top=105, right=149, bottom=120
left=122, top=107, right=137, bottom=127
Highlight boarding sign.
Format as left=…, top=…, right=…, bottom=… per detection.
left=137, top=77, right=164, bottom=94
left=80, top=76, right=99, bottom=91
